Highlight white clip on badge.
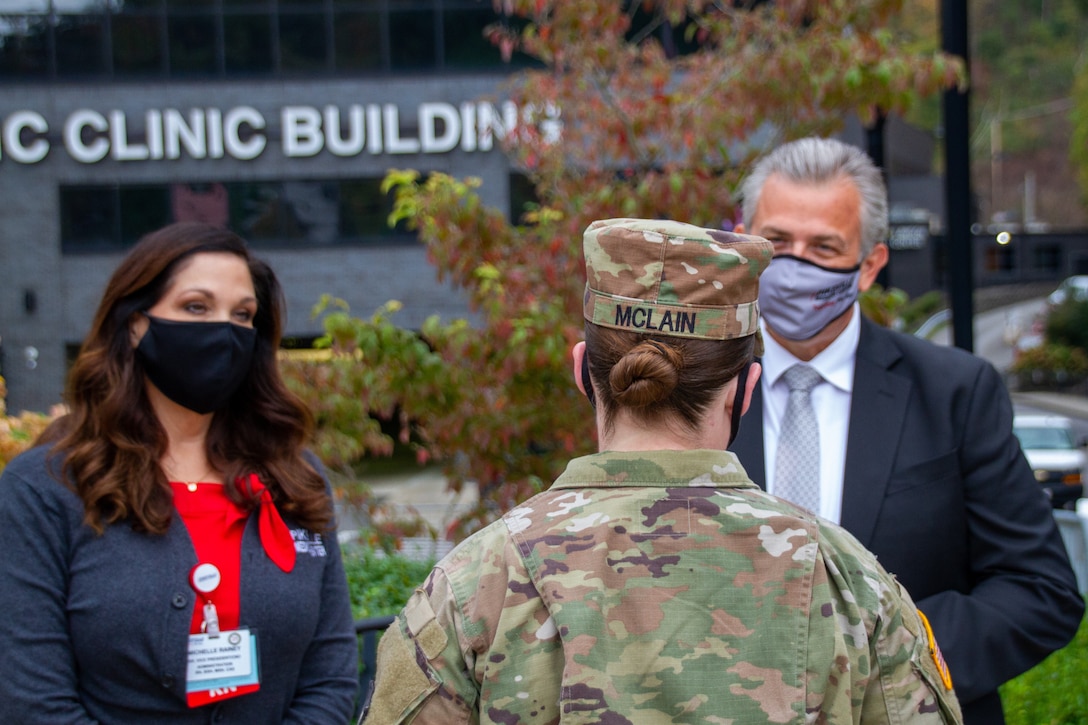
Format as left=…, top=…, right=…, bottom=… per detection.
left=190, top=563, right=223, bottom=637
left=202, top=601, right=221, bottom=636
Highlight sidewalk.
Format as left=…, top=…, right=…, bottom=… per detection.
left=928, top=295, right=1088, bottom=420
left=336, top=467, right=472, bottom=558
left=364, top=467, right=476, bottom=536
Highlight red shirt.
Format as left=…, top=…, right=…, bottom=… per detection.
left=170, top=482, right=247, bottom=633
left=170, top=474, right=296, bottom=707
left=171, top=481, right=255, bottom=707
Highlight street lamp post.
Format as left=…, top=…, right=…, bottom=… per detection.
left=942, top=0, right=974, bottom=352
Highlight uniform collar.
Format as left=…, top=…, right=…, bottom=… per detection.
left=552, top=449, right=759, bottom=490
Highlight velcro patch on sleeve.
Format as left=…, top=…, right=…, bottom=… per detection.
left=405, top=590, right=449, bottom=660
left=362, top=623, right=438, bottom=724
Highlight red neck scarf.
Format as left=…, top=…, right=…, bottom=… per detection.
left=240, top=473, right=296, bottom=573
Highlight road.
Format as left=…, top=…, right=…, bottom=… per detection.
left=928, top=298, right=1088, bottom=440
left=928, top=297, right=1047, bottom=374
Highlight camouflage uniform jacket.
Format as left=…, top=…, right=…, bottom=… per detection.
left=363, top=449, right=962, bottom=724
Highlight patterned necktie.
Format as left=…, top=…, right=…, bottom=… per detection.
left=775, top=364, right=822, bottom=514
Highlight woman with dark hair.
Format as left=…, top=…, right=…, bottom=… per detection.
left=362, top=218, right=962, bottom=724
left=0, top=222, right=358, bottom=723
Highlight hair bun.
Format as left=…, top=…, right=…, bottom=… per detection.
left=609, top=340, right=682, bottom=409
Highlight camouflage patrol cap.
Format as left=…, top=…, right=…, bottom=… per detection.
left=583, top=218, right=773, bottom=350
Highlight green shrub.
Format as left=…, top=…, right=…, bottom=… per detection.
left=1046, top=298, right=1088, bottom=351
left=1000, top=599, right=1088, bottom=724
left=859, top=285, right=910, bottom=328
left=1010, top=343, right=1088, bottom=388
left=858, top=287, right=947, bottom=334
left=898, top=290, right=947, bottom=333
left=342, top=545, right=435, bottom=619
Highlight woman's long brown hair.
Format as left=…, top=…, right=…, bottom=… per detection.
left=38, top=222, right=332, bottom=535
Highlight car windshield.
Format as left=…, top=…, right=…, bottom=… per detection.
left=1015, top=425, right=1075, bottom=450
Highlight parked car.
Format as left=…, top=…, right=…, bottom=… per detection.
left=1046, top=275, right=1088, bottom=307
left=1013, top=414, right=1086, bottom=509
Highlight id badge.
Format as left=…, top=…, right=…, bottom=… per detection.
left=186, top=628, right=260, bottom=706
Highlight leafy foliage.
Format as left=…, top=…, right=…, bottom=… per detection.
left=284, top=1, right=963, bottom=536
left=1013, top=343, right=1088, bottom=375
left=857, top=286, right=949, bottom=334
left=0, top=376, right=61, bottom=475
left=1046, top=298, right=1088, bottom=351
left=858, top=285, right=911, bottom=329
left=1010, top=298, right=1088, bottom=389
left=975, top=0, right=1086, bottom=151
left=342, top=546, right=435, bottom=620
left=1074, top=60, right=1088, bottom=209
left=897, top=290, right=948, bottom=333
left=968, top=0, right=1088, bottom=225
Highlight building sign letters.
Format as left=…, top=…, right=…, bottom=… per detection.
left=0, top=101, right=560, bottom=165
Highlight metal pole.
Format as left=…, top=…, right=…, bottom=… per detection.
left=942, top=0, right=974, bottom=352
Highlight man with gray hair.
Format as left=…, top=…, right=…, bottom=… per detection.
left=732, top=136, right=1083, bottom=724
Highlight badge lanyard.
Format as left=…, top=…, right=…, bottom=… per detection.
left=185, top=563, right=261, bottom=706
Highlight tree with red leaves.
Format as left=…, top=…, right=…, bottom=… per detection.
left=283, top=0, right=964, bottom=537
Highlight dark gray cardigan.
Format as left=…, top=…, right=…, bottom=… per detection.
left=0, top=445, right=359, bottom=724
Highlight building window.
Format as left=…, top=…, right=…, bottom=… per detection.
left=54, top=14, right=109, bottom=76
left=223, top=12, right=274, bottom=74
left=112, top=13, right=165, bottom=75
left=60, top=186, right=121, bottom=252
left=508, top=172, right=539, bottom=224
left=168, top=11, right=219, bottom=75
left=0, top=14, right=51, bottom=77
left=339, top=179, right=411, bottom=240
left=334, top=10, right=383, bottom=71
left=444, top=7, right=499, bottom=70
left=389, top=8, right=438, bottom=71
left=279, top=11, right=328, bottom=72
left=1032, top=244, right=1060, bottom=274
left=120, top=185, right=173, bottom=244
left=60, top=178, right=417, bottom=253
left=984, top=245, right=1016, bottom=273
left=0, top=0, right=514, bottom=81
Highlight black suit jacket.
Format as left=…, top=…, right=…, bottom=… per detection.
left=732, top=316, right=1084, bottom=724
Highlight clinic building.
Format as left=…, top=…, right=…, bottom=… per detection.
left=9, top=2, right=1073, bottom=415
left=0, top=0, right=540, bottom=413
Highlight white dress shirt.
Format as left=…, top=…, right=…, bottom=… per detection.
left=760, top=304, right=861, bottom=523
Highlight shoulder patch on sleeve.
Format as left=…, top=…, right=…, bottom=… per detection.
left=917, top=609, right=954, bottom=691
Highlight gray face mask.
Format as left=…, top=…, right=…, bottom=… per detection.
left=758, top=255, right=861, bottom=341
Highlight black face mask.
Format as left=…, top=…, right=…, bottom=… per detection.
left=580, top=351, right=596, bottom=409
left=135, top=315, right=258, bottom=414
left=728, top=362, right=752, bottom=449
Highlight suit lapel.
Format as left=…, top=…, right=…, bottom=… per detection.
left=840, top=319, right=912, bottom=547
left=730, top=365, right=766, bottom=489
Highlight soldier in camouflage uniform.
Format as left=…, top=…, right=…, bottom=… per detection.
left=362, top=218, right=962, bottom=724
